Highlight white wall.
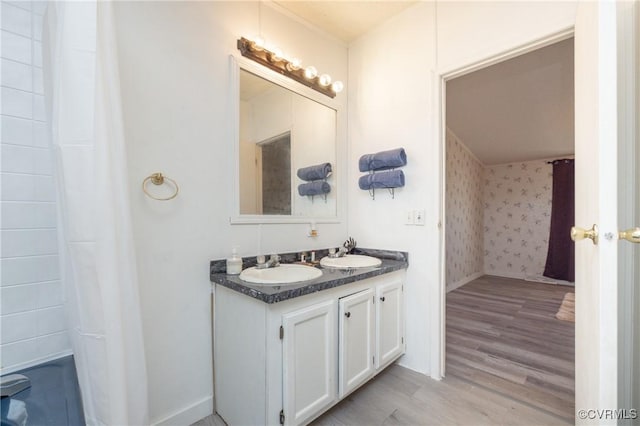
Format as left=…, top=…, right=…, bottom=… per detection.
left=436, top=1, right=578, bottom=75
left=112, top=2, right=347, bottom=424
left=0, top=0, right=71, bottom=374
left=348, top=2, right=438, bottom=376
left=348, top=1, right=577, bottom=378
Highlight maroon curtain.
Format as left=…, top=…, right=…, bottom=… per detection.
left=543, top=159, right=575, bottom=281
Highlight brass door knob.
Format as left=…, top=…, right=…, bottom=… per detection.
left=571, top=224, right=598, bottom=245
left=619, top=227, right=640, bottom=243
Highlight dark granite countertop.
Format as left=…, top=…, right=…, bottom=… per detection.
left=210, top=248, right=408, bottom=304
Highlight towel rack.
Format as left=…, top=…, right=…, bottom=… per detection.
left=143, top=172, right=179, bottom=201
left=368, top=187, right=396, bottom=201
left=359, top=169, right=404, bottom=200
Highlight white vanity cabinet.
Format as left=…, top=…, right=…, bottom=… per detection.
left=214, top=270, right=405, bottom=426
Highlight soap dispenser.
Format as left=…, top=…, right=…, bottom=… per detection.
left=226, top=248, right=243, bottom=275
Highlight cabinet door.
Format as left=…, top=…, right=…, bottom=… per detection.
left=376, top=281, right=404, bottom=369
left=339, top=289, right=375, bottom=398
left=282, top=299, right=337, bottom=426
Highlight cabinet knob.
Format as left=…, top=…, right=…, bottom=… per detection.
left=344, top=312, right=351, bottom=318
left=380, top=297, right=386, bottom=302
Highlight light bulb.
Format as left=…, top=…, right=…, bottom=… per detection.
left=319, top=74, right=332, bottom=86
left=304, top=66, right=318, bottom=79
left=271, top=47, right=284, bottom=62
left=252, top=36, right=265, bottom=51
left=331, top=81, right=344, bottom=93
left=288, top=57, right=302, bottom=71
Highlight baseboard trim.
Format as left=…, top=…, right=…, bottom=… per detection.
left=446, top=272, right=484, bottom=293
left=0, top=349, right=74, bottom=375
left=485, top=271, right=575, bottom=286
left=152, top=395, right=213, bottom=426
left=524, top=274, right=574, bottom=286
left=485, top=270, right=524, bottom=280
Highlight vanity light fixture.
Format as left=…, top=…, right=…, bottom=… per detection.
left=237, top=37, right=343, bottom=98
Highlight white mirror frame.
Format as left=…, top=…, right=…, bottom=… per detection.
left=229, top=54, right=346, bottom=224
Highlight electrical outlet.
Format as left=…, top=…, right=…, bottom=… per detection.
left=405, top=210, right=415, bottom=225
left=414, top=209, right=426, bottom=226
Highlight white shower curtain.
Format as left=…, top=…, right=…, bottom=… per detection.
left=45, top=2, right=149, bottom=425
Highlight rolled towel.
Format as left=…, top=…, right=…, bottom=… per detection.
left=297, top=163, right=332, bottom=182
left=298, top=181, right=331, bottom=196
left=358, top=170, right=405, bottom=190
left=358, top=148, right=407, bottom=172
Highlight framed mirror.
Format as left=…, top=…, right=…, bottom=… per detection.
left=230, top=56, right=340, bottom=224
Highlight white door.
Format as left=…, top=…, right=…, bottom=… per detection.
left=282, top=300, right=337, bottom=426
left=574, top=1, right=638, bottom=422
left=375, top=281, right=404, bottom=369
left=339, top=289, right=375, bottom=398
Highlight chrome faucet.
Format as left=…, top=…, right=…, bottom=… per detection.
left=328, top=237, right=356, bottom=258
left=328, top=247, right=348, bottom=258
left=256, top=254, right=280, bottom=269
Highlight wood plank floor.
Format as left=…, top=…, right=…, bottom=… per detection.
left=193, top=275, right=575, bottom=425
left=311, top=363, right=572, bottom=425
left=446, top=275, right=575, bottom=422
left=193, top=363, right=572, bottom=426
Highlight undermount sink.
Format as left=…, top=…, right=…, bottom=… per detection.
left=319, top=254, right=382, bottom=269
left=239, top=264, right=322, bottom=285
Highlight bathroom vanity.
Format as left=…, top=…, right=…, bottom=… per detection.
left=210, top=250, right=408, bottom=426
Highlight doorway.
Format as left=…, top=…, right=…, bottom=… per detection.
left=441, top=35, right=576, bottom=421
left=257, top=132, right=292, bottom=215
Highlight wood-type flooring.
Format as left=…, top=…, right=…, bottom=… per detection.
left=445, top=275, right=575, bottom=422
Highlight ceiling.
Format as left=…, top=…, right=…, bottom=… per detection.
left=446, top=38, right=575, bottom=165
left=273, top=1, right=418, bottom=43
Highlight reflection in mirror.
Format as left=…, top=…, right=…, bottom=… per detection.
left=259, top=132, right=291, bottom=214
left=238, top=69, right=337, bottom=217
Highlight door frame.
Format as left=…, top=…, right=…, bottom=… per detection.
left=437, top=27, right=575, bottom=378
left=615, top=1, right=639, bottom=415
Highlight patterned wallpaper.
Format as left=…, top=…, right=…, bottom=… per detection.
left=445, top=129, right=484, bottom=287
left=483, top=161, right=553, bottom=279
left=446, top=127, right=558, bottom=286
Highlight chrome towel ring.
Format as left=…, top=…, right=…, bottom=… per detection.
left=142, top=172, right=179, bottom=201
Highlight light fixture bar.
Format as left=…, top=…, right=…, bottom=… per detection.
left=237, top=37, right=337, bottom=99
